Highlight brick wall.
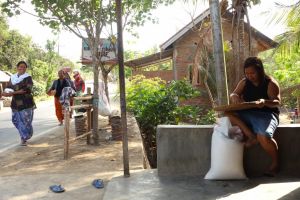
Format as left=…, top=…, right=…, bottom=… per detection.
left=132, top=70, right=174, bottom=82
left=173, top=20, right=262, bottom=92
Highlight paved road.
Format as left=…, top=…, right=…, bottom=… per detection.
left=0, top=100, right=60, bottom=153
left=0, top=82, right=120, bottom=153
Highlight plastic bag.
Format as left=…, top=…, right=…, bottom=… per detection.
left=98, top=81, right=111, bottom=116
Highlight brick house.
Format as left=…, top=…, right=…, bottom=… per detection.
left=125, top=9, right=277, bottom=106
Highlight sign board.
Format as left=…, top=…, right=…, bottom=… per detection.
left=82, top=38, right=117, bottom=62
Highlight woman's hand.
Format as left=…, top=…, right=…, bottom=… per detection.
left=47, top=90, right=56, bottom=96
left=230, top=93, right=243, bottom=104
left=3, top=89, right=27, bottom=96
left=2, top=92, right=13, bottom=97
left=255, top=99, right=265, bottom=108
left=14, top=89, right=26, bottom=95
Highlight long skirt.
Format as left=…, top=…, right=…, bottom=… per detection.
left=12, top=108, right=34, bottom=141
left=55, top=97, right=64, bottom=122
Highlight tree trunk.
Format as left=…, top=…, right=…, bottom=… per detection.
left=102, top=71, right=110, bottom=103
left=297, top=97, right=300, bottom=114
left=91, top=53, right=99, bottom=145
left=116, top=0, right=130, bottom=177
left=236, top=11, right=245, bottom=86
left=209, top=0, right=229, bottom=106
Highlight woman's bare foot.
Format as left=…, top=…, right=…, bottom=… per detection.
left=264, top=164, right=279, bottom=177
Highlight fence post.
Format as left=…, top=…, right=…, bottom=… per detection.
left=64, top=109, right=70, bottom=159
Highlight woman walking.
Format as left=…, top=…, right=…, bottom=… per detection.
left=47, top=70, right=71, bottom=125
left=2, top=61, right=36, bottom=146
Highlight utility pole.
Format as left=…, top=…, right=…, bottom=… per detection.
left=209, top=0, right=229, bottom=105
left=116, top=0, right=130, bottom=177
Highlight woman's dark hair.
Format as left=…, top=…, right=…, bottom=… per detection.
left=17, top=61, right=28, bottom=68
left=243, top=56, right=267, bottom=82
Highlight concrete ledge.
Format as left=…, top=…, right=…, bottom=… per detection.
left=157, top=124, right=300, bottom=177
left=103, top=169, right=300, bottom=200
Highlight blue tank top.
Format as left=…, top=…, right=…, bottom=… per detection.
left=242, top=77, right=280, bottom=117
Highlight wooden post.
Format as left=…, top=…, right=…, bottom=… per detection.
left=116, top=0, right=130, bottom=177
left=87, top=87, right=92, bottom=144
left=87, top=108, right=91, bottom=144
left=0, top=84, right=3, bottom=97
left=64, top=109, right=70, bottom=159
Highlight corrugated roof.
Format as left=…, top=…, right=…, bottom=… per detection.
left=124, top=49, right=173, bottom=68
left=160, top=9, right=278, bottom=50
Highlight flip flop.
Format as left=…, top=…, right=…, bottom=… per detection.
left=92, top=179, right=104, bottom=189
left=49, top=185, right=65, bottom=193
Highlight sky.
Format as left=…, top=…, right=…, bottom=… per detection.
left=7, top=0, right=294, bottom=63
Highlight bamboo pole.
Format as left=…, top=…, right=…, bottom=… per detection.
left=116, top=0, right=130, bottom=177
left=69, top=131, right=92, bottom=143
left=64, top=109, right=70, bottom=160
left=73, top=96, right=93, bottom=100
left=87, top=88, right=92, bottom=144
left=87, top=108, right=91, bottom=144
left=70, top=104, right=92, bottom=110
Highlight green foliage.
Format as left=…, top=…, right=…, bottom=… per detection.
left=127, top=76, right=201, bottom=125
left=261, top=47, right=300, bottom=109
left=267, top=1, right=300, bottom=55
left=32, top=81, right=45, bottom=97
left=261, top=49, right=300, bottom=89
left=1, top=0, right=176, bottom=101
left=0, top=30, right=31, bottom=68
left=174, top=106, right=216, bottom=125
left=126, top=75, right=216, bottom=167
left=0, top=14, right=75, bottom=97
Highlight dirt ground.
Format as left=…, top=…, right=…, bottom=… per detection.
left=0, top=114, right=144, bottom=200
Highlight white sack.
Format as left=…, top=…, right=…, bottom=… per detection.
left=98, top=81, right=111, bottom=116
left=205, top=117, right=247, bottom=180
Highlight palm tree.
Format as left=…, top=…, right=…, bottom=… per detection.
left=230, top=0, right=261, bottom=90
left=272, top=1, right=300, bottom=55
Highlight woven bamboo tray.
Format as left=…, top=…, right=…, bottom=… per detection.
left=213, top=102, right=258, bottom=111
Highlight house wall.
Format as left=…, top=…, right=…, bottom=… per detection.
left=132, top=70, right=174, bottom=82
left=131, top=18, right=272, bottom=108
left=173, top=19, right=266, bottom=92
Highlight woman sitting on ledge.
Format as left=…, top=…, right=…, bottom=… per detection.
left=225, top=56, right=281, bottom=176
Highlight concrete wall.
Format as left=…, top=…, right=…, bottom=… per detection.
left=157, top=124, right=300, bottom=177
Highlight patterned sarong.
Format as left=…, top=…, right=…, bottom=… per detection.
left=12, top=108, right=34, bottom=141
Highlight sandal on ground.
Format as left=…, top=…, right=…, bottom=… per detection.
left=49, top=185, right=65, bottom=193
left=92, top=179, right=104, bottom=189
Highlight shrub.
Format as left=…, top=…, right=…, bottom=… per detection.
left=126, top=75, right=215, bottom=168
left=32, top=81, right=45, bottom=97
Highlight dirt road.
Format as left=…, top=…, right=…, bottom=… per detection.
left=0, top=115, right=143, bottom=200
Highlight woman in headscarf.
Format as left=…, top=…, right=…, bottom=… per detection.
left=73, top=70, right=85, bottom=95
left=47, top=70, right=71, bottom=125
left=2, top=61, right=36, bottom=146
